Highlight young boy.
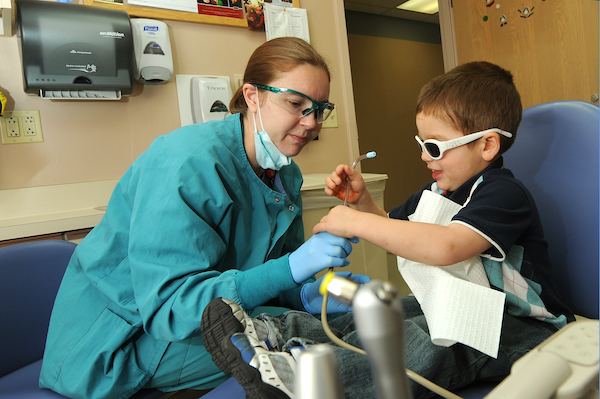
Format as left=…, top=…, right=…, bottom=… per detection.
left=201, top=61, right=575, bottom=399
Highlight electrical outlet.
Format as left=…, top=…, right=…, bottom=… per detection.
left=5, top=117, right=20, bottom=137
left=1, top=110, right=44, bottom=144
left=234, top=74, right=244, bottom=90
left=22, top=116, right=37, bottom=136
left=321, top=108, right=339, bottom=128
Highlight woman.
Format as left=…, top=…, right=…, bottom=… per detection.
left=39, top=37, right=362, bottom=399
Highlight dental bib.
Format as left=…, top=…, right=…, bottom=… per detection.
left=397, top=183, right=506, bottom=358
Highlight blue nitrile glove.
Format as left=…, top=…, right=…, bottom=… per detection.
left=301, top=271, right=371, bottom=314
left=289, top=232, right=353, bottom=284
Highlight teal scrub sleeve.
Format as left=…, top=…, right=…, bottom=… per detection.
left=127, top=183, right=234, bottom=340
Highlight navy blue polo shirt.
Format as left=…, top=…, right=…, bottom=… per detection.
left=389, top=158, right=575, bottom=328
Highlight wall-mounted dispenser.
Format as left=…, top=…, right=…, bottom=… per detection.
left=190, top=76, right=233, bottom=124
left=0, top=0, right=12, bottom=36
left=176, top=75, right=233, bottom=126
left=16, top=0, right=134, bottom=100
left=131, top=18, right=173, bottom=85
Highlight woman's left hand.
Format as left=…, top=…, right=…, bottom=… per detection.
left=301, top=272, right=371, bottom=314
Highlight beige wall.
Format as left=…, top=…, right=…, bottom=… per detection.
left=347, top=25, right=445, bottom=210
left=0, top=0, right=360, bottom=190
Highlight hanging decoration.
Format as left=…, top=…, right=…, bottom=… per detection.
left=483, top=0, right=546, bottom=26
left=500, top=14, right=508, bottom=26
left=519, top=6, right=535, bottom=17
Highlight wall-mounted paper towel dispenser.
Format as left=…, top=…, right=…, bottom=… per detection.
left=16, top=0, right=134, bottom=100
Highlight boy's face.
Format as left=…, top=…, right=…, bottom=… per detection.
left=416, top=113, right=490, bottom=192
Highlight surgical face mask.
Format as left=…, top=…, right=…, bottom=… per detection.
left=253, top=101, right=291, bottom=170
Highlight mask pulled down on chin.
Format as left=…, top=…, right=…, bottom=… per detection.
left=253, top=102, right=292, bottom=171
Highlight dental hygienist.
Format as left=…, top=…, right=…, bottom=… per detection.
left=40, top=37, right=367, bottom=399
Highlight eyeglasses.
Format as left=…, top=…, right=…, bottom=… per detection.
left=252, top=84, right=335, bottom=123
left=415, top=128, right=513, bottom=160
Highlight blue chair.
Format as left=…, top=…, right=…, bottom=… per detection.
left=503, top=100, right=599, bottom=319
left=0, top=240, right=164, bottom=399
left=455, top=100, right=599, bottom=398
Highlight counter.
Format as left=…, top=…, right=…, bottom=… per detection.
left=0, top=173, right=389, bottom=280
left=0, top=174, right=387, bottom=241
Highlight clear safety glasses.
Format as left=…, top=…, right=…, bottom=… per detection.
left=415, top=128, right=513, bottom=160
left=252, top=84, right=335, bottom=123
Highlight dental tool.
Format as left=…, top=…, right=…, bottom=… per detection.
left=320, top=274, right=462, bottom=399
left=344, top=151, right=376, bottom=206
left=326, top=151, right=377, bottom=273
left=325, top=151, right=377, bottom=274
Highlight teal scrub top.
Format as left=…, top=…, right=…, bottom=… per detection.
left=40, top=114, right=308, bottom=398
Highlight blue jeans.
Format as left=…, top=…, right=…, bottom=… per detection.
left=257, top=296, right=557, bottom=399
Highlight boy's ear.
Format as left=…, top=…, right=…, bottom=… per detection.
left=481, top=133, right=502, bottom=161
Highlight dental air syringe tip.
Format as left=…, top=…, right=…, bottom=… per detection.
left=345, top=151, right=377, bottom=207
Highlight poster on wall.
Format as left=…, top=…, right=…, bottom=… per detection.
left=244, top=0, right=265, bottom=29
left=127, top=0, right=244, bottom=18
left=197, top=0, right=244, bottom=18
left=128, top=0, right=198, bottom=13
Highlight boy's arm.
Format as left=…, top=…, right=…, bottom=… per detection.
left=313, top=205, right=491, bottom=266
left=325, top=164, right=387, bottom=216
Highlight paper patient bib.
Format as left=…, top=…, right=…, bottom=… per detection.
left=397, top=187, right=506, bottom=358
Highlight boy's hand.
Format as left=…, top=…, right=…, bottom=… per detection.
left=313, top=205, right=359, bottom=239
left=325, top=164, right=367, bottom=204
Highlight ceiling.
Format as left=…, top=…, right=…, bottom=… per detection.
left=344, top=0, right=440, bottom=24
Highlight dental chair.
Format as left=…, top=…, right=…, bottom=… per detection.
left=503, top=100, right=599, bottom=320
left=456, top=100, right=599, bottom=398
left=0, top=240, right=164, bottom=399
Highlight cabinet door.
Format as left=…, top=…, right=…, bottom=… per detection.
left=453, top=0, right=599, bottom=109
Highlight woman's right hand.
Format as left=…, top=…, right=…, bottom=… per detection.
left=324, top=164, right=367, bottom=205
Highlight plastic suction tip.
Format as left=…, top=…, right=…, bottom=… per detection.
left=366, top=151, right=376, bottom=158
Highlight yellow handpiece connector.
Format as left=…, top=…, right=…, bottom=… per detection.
left=0, top=91, right=7, bottom=116
left=319, top=271, right=336, bottom=297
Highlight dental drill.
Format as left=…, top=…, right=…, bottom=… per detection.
left=302, top=274, right=462, bottom=399
left=324, top=275, right=414, bottom=399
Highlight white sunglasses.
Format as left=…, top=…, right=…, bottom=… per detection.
left=415, top=128, right=513, bottom=160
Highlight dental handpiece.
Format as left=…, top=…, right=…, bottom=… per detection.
left=324, top=276, right=414, bottom=399
left=343, top=151, right=376, bottom=206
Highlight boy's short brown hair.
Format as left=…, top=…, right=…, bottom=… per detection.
left=416, top=61, right=522, bottom=154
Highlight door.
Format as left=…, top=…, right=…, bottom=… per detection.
left=444, top=0, right=599, bottom=109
